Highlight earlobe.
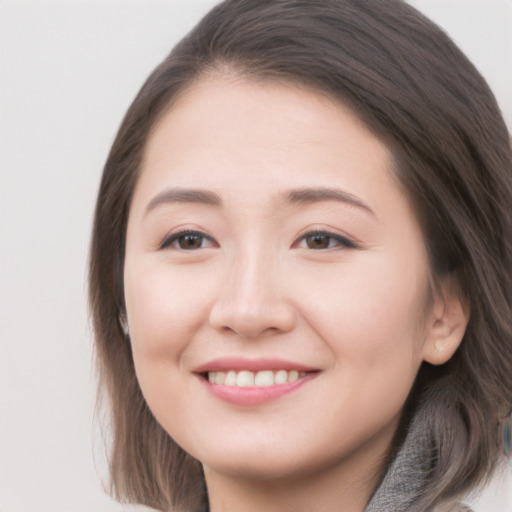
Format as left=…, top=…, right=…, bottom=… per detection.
left=119, top=311, right=130, bottom=338
left=422, top=276, right=470, bottom=366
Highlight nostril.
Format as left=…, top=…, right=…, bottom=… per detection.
left=209, top=301, right=297, bottom=338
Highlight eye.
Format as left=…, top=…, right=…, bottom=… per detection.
left=298, top=230, right=358, bottom=250
left=160, top=230, right=217, bottom=250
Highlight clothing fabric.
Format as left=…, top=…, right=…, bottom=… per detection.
left=364, top=404, right=437, bottom=512
left=364, top=403, right=475, bottom=512
left=365, top=404, right=512, bottom=512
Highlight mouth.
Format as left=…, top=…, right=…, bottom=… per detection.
left=195, top=359, right=320, bottom=405
left=203, top=369, right=309, bottom=387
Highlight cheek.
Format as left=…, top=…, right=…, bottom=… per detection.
left=123, top=258, right=215, bottom=362
left=306, top=258, right=428, bottom=428
left=123, top=259, right=214, bottom=418
left=292, top=252, right=430, bottom=365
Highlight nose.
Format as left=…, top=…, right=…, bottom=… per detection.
left=208, top=251, right=297, bottom=338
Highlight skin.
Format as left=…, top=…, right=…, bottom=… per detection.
left=124, top=75, right=467, bottom=512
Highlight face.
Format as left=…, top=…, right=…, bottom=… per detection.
left=124, top=76, right=434, bottom=485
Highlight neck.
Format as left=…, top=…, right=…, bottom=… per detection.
left=203, top=441, right=389, bottom=512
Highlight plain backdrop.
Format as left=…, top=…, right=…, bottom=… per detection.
left=0, top=1, right=511, bottom=511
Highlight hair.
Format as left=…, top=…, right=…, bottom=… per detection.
left=88, top=1, right=512, bottom=510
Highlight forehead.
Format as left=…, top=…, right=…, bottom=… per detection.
left=135, top=76, right=401, bottom=211
left=146, top=75, right=386, bottom=159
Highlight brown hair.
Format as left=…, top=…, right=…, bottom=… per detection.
left=89, top=1, right=512, bottom=510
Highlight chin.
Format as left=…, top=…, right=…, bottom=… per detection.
left=203, top=457, right=313, bottom=484
left=198, top=439, right=348, bottom=484
left=196, top=441, right=312, bottom=482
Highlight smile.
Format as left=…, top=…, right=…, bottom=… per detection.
left=207, top=369, right=306, bottom=387
left=198, top=364, right=319, bottom=405
left=195, top=358, right=320, bottom=405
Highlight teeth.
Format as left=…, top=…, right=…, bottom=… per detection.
left=274, top=370, right=288, bottom=385
left=254, top=370, right=274, bottom=387
left=225, top=370, right=237, bottom=386
left=214, top=372, right=226, bottom=385
left=236, top=370, right=254, bottom=387
left=288, top=370, right=299, bottom=383
left=206, top=369, right=307, bottom=387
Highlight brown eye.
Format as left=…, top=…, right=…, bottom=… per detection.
left=299, top=231, right=357, bottom=250
left=178, top=234, right=204, bottom=249
left=160, top=230, right=216, bottom=251
left=305, top=233, right=332, bottom=249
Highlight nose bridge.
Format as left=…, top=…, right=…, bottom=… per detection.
left=231, top=244, right=273, bottom=304
left=209, top=242, right=296, bottom=337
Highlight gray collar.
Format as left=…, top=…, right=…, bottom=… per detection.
left=364, top=406, right=474, bottom=512
left=365, top=405, right=435, bottom=512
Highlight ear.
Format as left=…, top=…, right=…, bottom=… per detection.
left=422, top=274, right=470, bottom=366
left=119, top=311, right=130, bottom=338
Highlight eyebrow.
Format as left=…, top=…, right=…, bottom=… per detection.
left=286, top=187, right=375, bottom=216
left=144, top=186, right=375, bottom=217
left=145, top=188, right=222, bottom=215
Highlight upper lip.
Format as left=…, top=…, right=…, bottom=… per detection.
left=193, top=357, right=319, bottom=373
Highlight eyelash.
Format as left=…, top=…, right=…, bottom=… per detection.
left=160, top=230, right=217, bottom=250
left=160, top=229, right=358, bottom=251
left=297, top=230, right=358, bottom=250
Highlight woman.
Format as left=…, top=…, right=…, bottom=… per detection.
left=88, top=1, right=512, bottom=511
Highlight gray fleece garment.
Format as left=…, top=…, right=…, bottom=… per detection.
left=365, top=405, right=474, bottom=512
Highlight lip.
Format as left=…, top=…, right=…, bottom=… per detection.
left=193, top=357, right=318, bottom=373
left=194, top=358, right=320, bottom=406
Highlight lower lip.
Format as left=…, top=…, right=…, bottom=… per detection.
left=201, top=373, right=318, bottom=406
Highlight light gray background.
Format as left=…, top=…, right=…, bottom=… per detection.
left=0, top=1, right=511, bottom=511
